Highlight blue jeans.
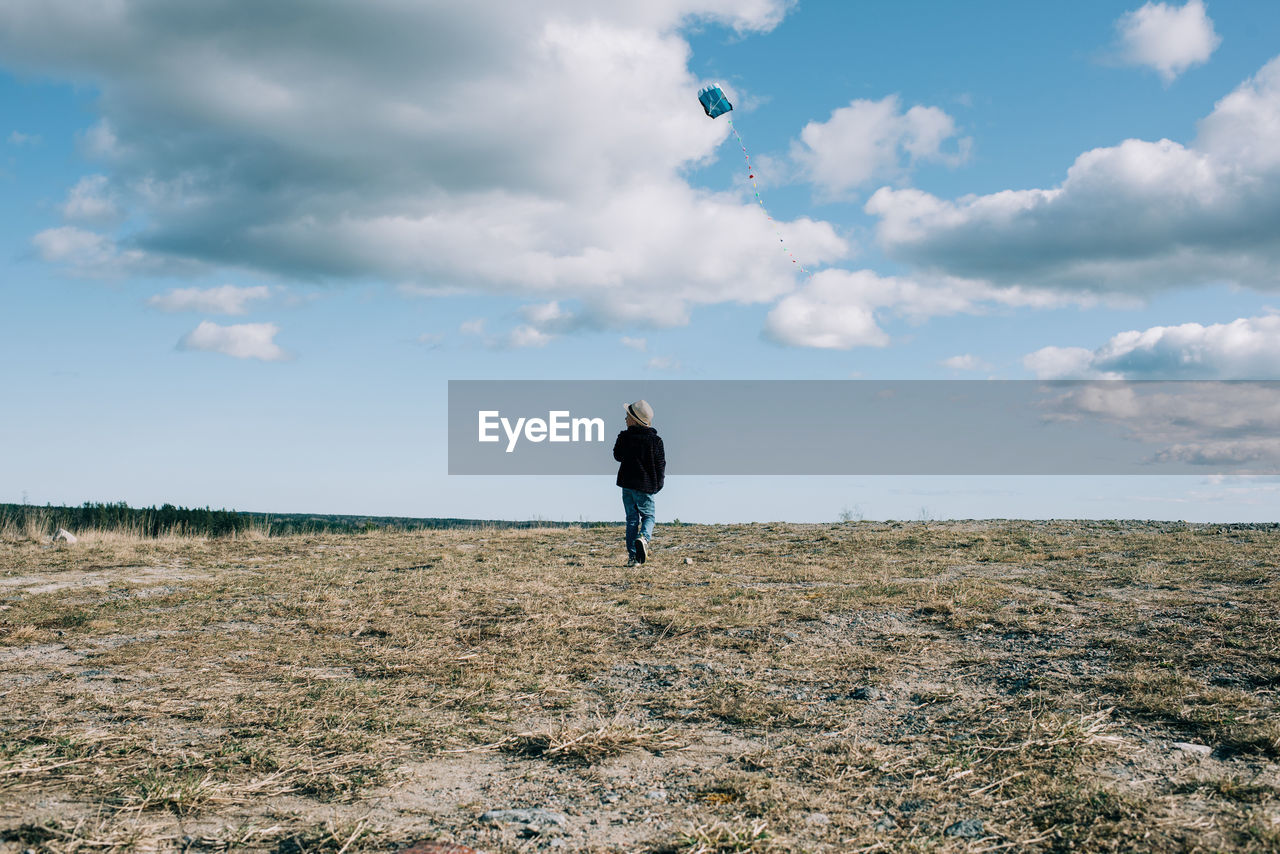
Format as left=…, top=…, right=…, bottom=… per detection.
left=622, top=488, right=655, bottom=559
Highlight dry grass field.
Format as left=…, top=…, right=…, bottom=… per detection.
left=1, top=521, right=1278, bottom=853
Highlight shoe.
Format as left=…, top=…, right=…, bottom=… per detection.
left=626, top=557, right=638, bottom=567
left=636, top=537, right=647, bottom=564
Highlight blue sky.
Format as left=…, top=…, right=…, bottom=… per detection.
left=2, top=0, right=1279, bottom=522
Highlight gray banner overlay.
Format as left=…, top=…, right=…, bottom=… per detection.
left=448, top=380, right=1280, bottom=475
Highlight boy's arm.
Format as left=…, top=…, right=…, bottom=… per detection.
left=655, top=436, right=666, bottom=479
left=613, top=431, right=626, bottom=462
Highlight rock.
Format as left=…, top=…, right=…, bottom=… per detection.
left=54, top=528, right=78, bottom=543
left=872, top=815, right=897, bottom=831
left=782, top=631, right=800, bottom=642
left=849, top=686, right=882, bottom=701
left=944, top=818, right=985, bottom=839
left=479, top=808, right=567, bottom=828
left=684, top=557, right=694, bottom=565
left=805, top=812, right=830, bottom=827
left=1173, top=741, right=1212, bottom=755
left=645, top=789, right=667, bottom=801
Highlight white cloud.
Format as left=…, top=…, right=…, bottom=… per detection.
left=30, top=225, right=189, bottom=277
left=764, top=268, right=1077, bottom=350
left=646, top=355, right=682, bottom=371
left=1025, top=314, right=1280, bottom=379
left=237, top=181, right=845, bottom=327
left=0, top=1, right=847, bottom=329
left=458, top=316, right=549, bottom=349
left=1041, top=382, right=1280, bottom=470
left=765, top=271, right=892, bottom=349
left=621, top=336, right=648, bottom=351
left=505, top=325, right=552, bottom=349
left=1024, top=346, right=1108, bottom=380
left=519, top=301, right=576, bottom=332
left=177, top=320, right=287, bottom=361
left=414, top=332, right=443, bottom=348
left=941, top=354, right=990, bottom=372
left=32, top=226, right=116, bottom=267
left=1116, top=0, right=1220, bottom=83
left=791, top=95, right=969, bottom=199
left=8, top=130, right=40, bottom=146
left=61, top=175, right=119, bottom=224
left=867, top=55, right=1280, bottom=296
left=147, top=284, right=270, bottom=315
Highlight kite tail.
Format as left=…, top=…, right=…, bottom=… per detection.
left=727, top=117, right=812, bottom=277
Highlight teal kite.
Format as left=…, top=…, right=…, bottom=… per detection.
left=697, top=85, right=733, bottom=119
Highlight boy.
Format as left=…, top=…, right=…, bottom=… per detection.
left=613, top=399, right=665, bottom=566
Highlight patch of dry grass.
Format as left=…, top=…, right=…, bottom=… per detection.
left=663, top=819, right=773, bottom=854
left=495, top=715, right=684, bottom=764
left=1, top=521, right=1278, bottom=852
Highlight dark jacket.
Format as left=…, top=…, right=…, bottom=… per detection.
left=613, top=425, right=665, bottom=494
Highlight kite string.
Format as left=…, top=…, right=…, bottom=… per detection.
left=726, top=117, right=811, bottom=277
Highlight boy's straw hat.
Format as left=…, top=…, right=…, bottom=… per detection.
left=625, top=400, right=654, bottom=426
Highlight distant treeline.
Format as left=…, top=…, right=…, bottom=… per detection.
left=3, top=502, right=255, bottom=537
left=0, top=501, right=611, bottom=538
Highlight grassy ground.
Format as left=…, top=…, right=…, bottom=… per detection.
left=1, top=521, right=1277, bottom=853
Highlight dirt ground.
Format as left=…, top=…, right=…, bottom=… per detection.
left=1, top=521, right=1278, bottom=853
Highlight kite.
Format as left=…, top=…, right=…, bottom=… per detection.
left=698, top=83, right=811, bottom=276
left=697, top=84, right=733, bottom=119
